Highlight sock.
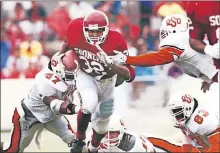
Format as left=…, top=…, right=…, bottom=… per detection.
left=91, top=129, right=106, bottom=148
left=76, top=110, right=91, bottom=140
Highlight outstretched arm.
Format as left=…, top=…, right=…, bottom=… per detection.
left=43, top=95, right=79, bottom=115
left=125, top=47, right=183, bottom=67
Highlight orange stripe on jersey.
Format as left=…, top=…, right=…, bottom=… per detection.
left=159, top=45, right=184, bottom=59
left=4, top=109, right=21, bottom=153
left=148, top=137, right=182, bottom=152
left=126, top=46, right=184, bottom=67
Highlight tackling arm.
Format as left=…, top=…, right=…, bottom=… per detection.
left=43, top=95, right=79, bottom=115
left=126, top=47, right=182, bottom=67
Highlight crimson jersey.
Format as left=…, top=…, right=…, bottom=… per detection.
left=186, top=1, right=220, bottom=68
left=66, top=18, right=134, bottom=80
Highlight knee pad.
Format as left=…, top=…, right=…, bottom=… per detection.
left=97, top=98, right=114, bottom=118
left=93, top=118, right=111, bottom=134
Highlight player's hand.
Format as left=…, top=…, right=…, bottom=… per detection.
left=95, top=45, right=113, bottom=66
left=201, top=81, right=212, bottom=93
left=204, top=43, right=220, bottom=59
left=109, top=50, right=127, bottom=64
left=96, top=51, right=113, bottom=66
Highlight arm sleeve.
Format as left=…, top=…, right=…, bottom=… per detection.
left=126, top=46, right=183, bottom=67
left=188, top=15, right=206, bottom=40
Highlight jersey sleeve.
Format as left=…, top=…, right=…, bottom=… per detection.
left=126, top=46, right=183, bottom=67
left=187, top=13, right=206, bottom=40
left=193, top=109, right=219, bottom=135
left=37, top=80, right=57, bottom=100
left=66, top=18, right=84, bottom=47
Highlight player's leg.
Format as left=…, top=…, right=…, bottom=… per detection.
left=88, top=117, right=111, bottom=152
left=88, top=76, right=117, bottom=152
left=44, top=115, right=76, bottom=145
left=2, top=107, right=42, bottom=153
left=70, top=71, right=99, bottom=152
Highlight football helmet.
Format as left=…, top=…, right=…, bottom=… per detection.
left=51, top=50, right=79, bottom=84
left=160, top=14, right=189, bottom=41
left=168, top=92, right=195, bottom=127
left=102, top=115, right=125, bottom=149
left=83, top=10, right=109, bottom=45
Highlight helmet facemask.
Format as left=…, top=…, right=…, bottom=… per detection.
left=83, top=25, right=109, bottom=45
left=101, top=117, right=125, bottom=150
left=168, top=93, right=195, bottom=128
left=102, top=127, right=124, bottom=150
left=83, top=10, right=109, bottom=45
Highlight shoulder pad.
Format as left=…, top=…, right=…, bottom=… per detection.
left=35, top=68, right=68, bottom=93
left=159, top=33, right=189, bottom=50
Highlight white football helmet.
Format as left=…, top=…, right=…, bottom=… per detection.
left=102, top=115, right=125, bottom=149
left=51, top=51, right=79, bottom=84
left=160, top=14, right=190, bottom=41
left=83, top=10, right=109, bottom=45
left=168, top=92, right=195, bottom=127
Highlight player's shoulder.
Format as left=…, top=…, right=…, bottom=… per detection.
left=35, top=68, right=68, bottom=93
left=107, top=30, right=124, bottom=41
left=68, top=17, right=84, bottom=28
left=105, top=30, right=127, bottom=51
left=159, top=33, right=188, bottom=51
left=187, top=106, right=214, bottom=133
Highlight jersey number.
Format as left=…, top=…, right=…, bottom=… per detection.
left=194, top=109, right=209, bottom=124
left=45, top=73, right=61, bottom=84
left=79, top=55, right=107, bottom=80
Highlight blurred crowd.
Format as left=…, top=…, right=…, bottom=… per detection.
left=1, top=1, right=187, bottom=100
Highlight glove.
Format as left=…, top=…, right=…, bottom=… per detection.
left=96, top=52, right=113, bottom=66
left=204, top=43, right=220, bottom=59
left=109, top=50, right=127, bottom=64
left=201, top=81, right=213, bottom=93
left=95, top=45, right=113, bottom=66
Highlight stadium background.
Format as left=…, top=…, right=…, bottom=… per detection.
left=1, top=1, right=219, bottom=152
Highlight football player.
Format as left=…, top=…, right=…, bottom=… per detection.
left=187, top=1, right=220, bottom=68
left=88, top=115, right=184, bottom=152
left=110, top=14, right=219, bottom=93
left=1, top=51, right=80, bottom=152
left=53, top=10, right=135, bottom=153
left=167, top=92, right=219, bottom=152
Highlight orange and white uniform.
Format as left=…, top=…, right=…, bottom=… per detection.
left=180, top=106, right=219, bottom=152
left=125, top=30, right=219, bottom=83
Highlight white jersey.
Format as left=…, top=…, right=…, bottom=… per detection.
left=99, top=130, right=165, bottom=152
left=181, top=105, right=219, bottom=149
left=159, top=32, right=218, bottom=83
left=22, top=68, right=76, bottom=123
